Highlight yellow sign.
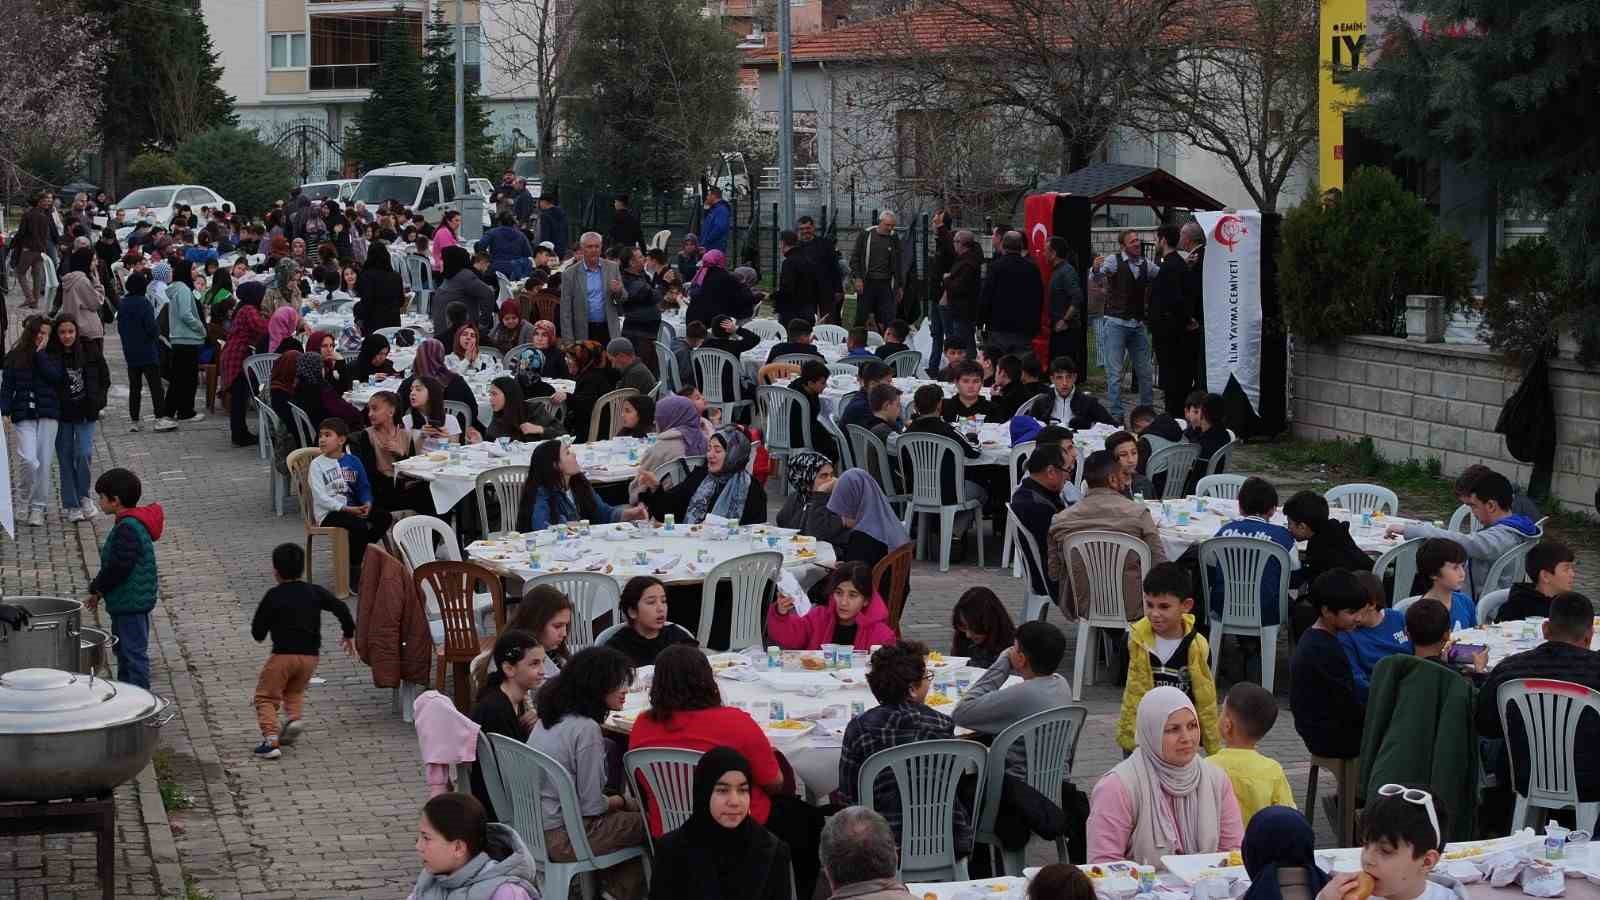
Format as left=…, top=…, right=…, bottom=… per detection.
left=1318, top=0, right=1368, bottom=191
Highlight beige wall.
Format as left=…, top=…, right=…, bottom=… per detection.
left=267, top=70, right=308, bottom=94
left=440, top=1, right=480, bottom=25
left=266, top=0, right=304, bottom=33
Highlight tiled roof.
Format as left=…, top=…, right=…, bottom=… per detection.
left=742, top=3, right=1017, bottom=64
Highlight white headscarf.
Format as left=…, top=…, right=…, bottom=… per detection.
left=1109, top=686, right=1225, bottom=865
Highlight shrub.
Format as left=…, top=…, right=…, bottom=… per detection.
left=175, top=127, right=294, bottom=217
left=1279, top=167, right=1476, bottom=343
left=125, top=152, right=192, bottom=193
left=1478, top=237, right=1596, bottom=367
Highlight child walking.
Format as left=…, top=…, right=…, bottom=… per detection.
left=250, top=543, right=356, bottom=759
left=86, top=468, right=164, bottom=688
left=1117, top=562, right=1220, bottom=756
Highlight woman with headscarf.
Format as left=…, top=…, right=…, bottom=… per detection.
left=775, top=450, right=850, bottom=551
left=825, top=469, right=912, bottom=565
left=290, top=332, right=363, bottom=431
left=222, top=280, right=272, bottom=446
left=397, top=337, right=482, bottom=432
left=267, top=305, right=303, bottom=353
left=57, top=246, right=106, bottom=358
left=647, top=747, right=794, bottom=900
left=730, top=265, right=760, bottom=321
left=268, top=346, right=302, bottom=423
left=636, top=426, right=765, bottom=525
left=347, top=333, right=397, bottom=384
left=263, top=258, right=303, bottom=315
left=489, top=299, right=536, bottom=354
left=430, top=244, right=494, bottom=337
left=685, top=249, right=740, bottom=327
left=469, top=376, right=565, bottom=443
left=530, top=320, right=568, bottom=379
left=1238, top=807, right=1327, bottom=900
left=1086, top=686, right=1243, bottom=866
left=354, top=241, right=404, bottom=333
left=627, top=395, right=704, bottom=503
left=562, top=340, right=618, bottom=442
left=147, top=259, right=171, bottom=310
left=163, top=258, right=206, bottom=422
left=265, top=234, right=291, bottom=272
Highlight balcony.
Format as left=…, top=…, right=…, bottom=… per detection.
left=310, top=63, right=380, bottom=91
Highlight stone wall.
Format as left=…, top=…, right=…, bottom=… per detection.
left=1292, top=336, right=1600, bottom=512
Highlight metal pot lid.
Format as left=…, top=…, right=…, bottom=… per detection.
left=0, top=667, right=162, bottom=734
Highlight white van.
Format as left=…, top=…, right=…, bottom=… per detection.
left=299, top=179, right=359, bottom=204
left=350, top=164, right=487, bottom=227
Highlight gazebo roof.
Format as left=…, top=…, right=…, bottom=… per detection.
left=1034, top=163, right=1225, bottom=216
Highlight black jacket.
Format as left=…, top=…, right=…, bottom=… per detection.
left=1135, top=416, right=1186, bottom=473
left=765, top=341, right=824, bottom=365
left=798, top=234, right=842, bottom=296
left=1292, top=520, right=1372, bottom=589
left=776, top=490, right=850, bottom=553
left=648, top=822, right=793, bottom=900
left=1493, top=583, right=1552, bottom=624
left=943, top=245, right=984, bottom=321
left=640, top=466, right=767, bottom=526
left=1023, top=389, right=1116, bottom=430
left=686, top=267, right=745, bottom=327
left=987, top=381, right=1029, bottom=424
left=607, top=207, right=643, bottom=249
left=1290, top=627, right=1365, bottom=759
left=1011, top=477, right=1064, bottom=596
left=1148, top=250, right=1189, bottom=338
left=355, top=268, right=406, bottom=331
left=53, top=350, right=111, bottom=423
left=901, top=415, right=980, bottom=504
left=1477, top=641, right=1600, bottom=801
left=773, top=248, right=821, bottom=323
left=979, top=251, right=1044, bottom=335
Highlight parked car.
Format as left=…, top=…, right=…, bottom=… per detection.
left=112, top=184, right=233, bottom=227
left=351, top=164, right=489, bottom=229
left=299, top=179, right=359, bottom=204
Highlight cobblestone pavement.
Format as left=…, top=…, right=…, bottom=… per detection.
left=9, top=284, right=1591, bottom=897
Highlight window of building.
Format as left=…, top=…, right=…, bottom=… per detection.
left=459, top=25, right=482, bottom=88
left=895, top=110, right=939, bottom=180
left=270, top=32, right=308, bottom=69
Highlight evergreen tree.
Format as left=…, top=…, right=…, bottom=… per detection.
left=345, top=14, right=439, bottom=171
left=562, top=0, right=741, bottom=193
left=1354, top=1, right=1600, bottom=298
left=422, top=8, right=497, bottom=174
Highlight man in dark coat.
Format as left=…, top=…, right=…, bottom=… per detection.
left=606, top=194, right=643, bottom=250
left=1149, top=224, right=1196, bottom=417
left=772, top=230, right=821, bottom=324
left=1044, top=235, right=1085, bottom=368
left=796, top=215, right=842, bottom=323
left=938, top=229, right=983, bottom=368
left=978, top=229, right=1042, bottom=358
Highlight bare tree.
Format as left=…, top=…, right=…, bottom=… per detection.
left=1138, top=0, right=1319, bottom=211
left=481, top=0, right=577, bottom=173
left=860, top=0, right=1225, bottom=174
left=0, top=1, right=105, bottom=195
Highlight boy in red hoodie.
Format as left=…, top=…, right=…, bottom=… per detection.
left=86, top=468, right=164, bottom=689
left=766, top=561, right=897, bottom=651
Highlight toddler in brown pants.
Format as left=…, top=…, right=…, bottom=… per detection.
left=250, top=542, right=356, bottom=759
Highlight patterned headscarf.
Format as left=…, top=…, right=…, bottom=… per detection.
left=149, top=260, right=171, bottom=285
left=532, top=320, right=557, bottom=347
left=784, top=449, right=832, bottom=497
left=274, top=258, right=300, bottom=294
left=294, top=348, right=325, bottom=389
left=412, top=337, right=451, bottom=382
left=569, top=340, right=604, bottom=376
left=685, top=426, right=752, bottom=524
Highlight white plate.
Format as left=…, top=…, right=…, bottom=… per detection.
left=1162, top=851, right=1246, bottom=884
left=903, top=876, right=1026, bottom=899
left=761, top=720, right=816, bottom=742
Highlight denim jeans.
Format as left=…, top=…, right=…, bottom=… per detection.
left=112, top=612, right=152, bottom=689
left=937, top=305, right=974, bottom=360
left=55, top=420, right=96, bottom=509
left=1100, top=316, right=1153, bottom=418
left=14, top=418, right=59, bottom=512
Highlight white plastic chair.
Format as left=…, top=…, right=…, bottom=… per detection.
left=857, top=738, right=989, bottom=883
left=847, top=424, right=909, bottom=518
left=524, top=572, right=622, bottom=652
left=1496, top=679, right=1600, bottom=833
left=758, top=385, right=813, bottom=491
left=1062, top=531, right=1150, bottom=700
left=1477, top=588, right=1511, bottom=626
left=1004, top=503, right=1053, bottom=623
left=1000, top=442, right=1035, bottom=577
left=691, top=347, right=752, bottom=422
left=828, top=362, right=862, bottom=377
left=474, top=465, right=528, bottom=536
left=1325, top=483, right=1399, bottom=517
left=486, top=734, right=649, bottom=900
left=1199, top=536, right=1292, bottom=692
left=746, top=319, right=786, bottom=341
left=974, top=705, right=1087, bottom=875
left=1447, top=503, right=1483, bottom=534
left=1196, top=474, right=1248, bottom=501
left=621, top=747, right=703, bottom=854
left=773, top=352, right=821, bottom=368
left=1482, top=541, right=1539, bottom=600
left=884, top=349, right=923, bottom=378
left=697, top=551, right=782, bottom=651
left=1205, top=429, right=1238, bottom=476
left=1372, top=538, right=1424, bottom=604
left=866, top=330, right=885, bottom=347
left=897, top=432, right=985, bottom=572
left=813, top=324, right=847, bottom=344
left=444, top=400, right=474, bottom=437
left=253, top=399, right=291, bottom=515
left=244, top=352, right=280, bottom=399
left=495, top=270, right=515, bottom=301
left=403, top=254, right=436, bottom=314
left=1146, top=441, right=1201, bottom=501
left=286, top=402, right=317, bottom=449
left=589, top=387, right=639, bottom=442
left=820, top=414, right=852, bottom=470
left=595, top=621, right=694, bottom=647
left=655, top=340, right=682, bottom=393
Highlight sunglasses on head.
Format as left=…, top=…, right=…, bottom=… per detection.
left=1377, top=783, right=1439, bottom=848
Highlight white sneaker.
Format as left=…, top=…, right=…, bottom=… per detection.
left=80, top=499, right=98, bottom=519
left=128, top=423, right=142, bottom=433
left=185, top=412, right=207, bottom=423
left=66, top=508, right=85, bottom=523
left=26, top=509, right=44, bottom=527
left=153, top=418, right=178, bottom=432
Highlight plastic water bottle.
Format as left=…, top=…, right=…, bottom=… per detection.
left=766, top=645, right=781, bottom=670
left=769, top=699, right=786, bottom=721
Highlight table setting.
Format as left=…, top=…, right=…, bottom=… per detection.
left=742, top=340, right=848, bottom=382
left=303, top=309, right=432, bottom=336
left=392, top=435, right=637, bottom=510
left=1137, top=496, right=1412, bottom=561
left=344, top=369, right=574, bottom=425
left=604, top=645, right=1006, bottom=800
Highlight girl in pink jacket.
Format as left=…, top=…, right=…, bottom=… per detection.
left=766, top=562, right=897, bottom=651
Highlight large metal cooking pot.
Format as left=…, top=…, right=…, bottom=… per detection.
left=0, top=668, right=174, bottom=801
left=77, top=627, right=116, bottom=677
left=0, top=596, right=84, bottom=674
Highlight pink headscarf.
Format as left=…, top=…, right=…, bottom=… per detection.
left=268, top=306, right=301, bottom=350
left=691, top=249, right=726, bottom=288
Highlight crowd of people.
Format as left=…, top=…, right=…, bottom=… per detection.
left=4, top=184, right=1593, bottom=900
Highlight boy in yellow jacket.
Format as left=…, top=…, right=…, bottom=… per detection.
left=1117, top=562, right=1220, bottom=754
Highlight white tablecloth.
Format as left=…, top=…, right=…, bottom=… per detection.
left=345, top=372, right=574, bottom=425
left=608, top=649, right=1012, bottom=799
left=304, top=310, right=432, bottom=336
left=1137, top=497, right=1412, bottom=561
left=392, top=437, right=641, bottom=511
left=1448, top=619, right=1600, bottom=667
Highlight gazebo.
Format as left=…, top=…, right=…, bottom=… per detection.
left=1033, top=163, right=1225, bottom=223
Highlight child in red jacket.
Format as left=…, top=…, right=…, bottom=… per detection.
left=766, top=562, right=897, bottom=651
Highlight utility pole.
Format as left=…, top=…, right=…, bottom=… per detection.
left=777, top=0, right=795, bottom=228
left=453, top=0, right=483, bottom=239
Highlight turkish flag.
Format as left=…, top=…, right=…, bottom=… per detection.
left=1023, top=193, right=1057, bottom=364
